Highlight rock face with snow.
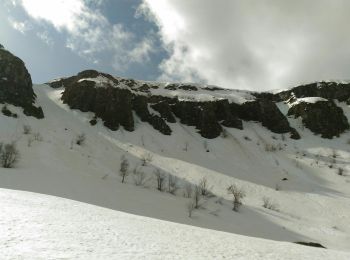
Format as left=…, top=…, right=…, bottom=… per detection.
left=52, top=70, right=301, bottom=139
left=0, top=45, right=44, bottom=118
left=50, top=70, right=350, bottom=139
left=288, top=99, right=349, bottom=138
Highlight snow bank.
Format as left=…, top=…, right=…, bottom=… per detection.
left=0, top=188, right=348, bottom=260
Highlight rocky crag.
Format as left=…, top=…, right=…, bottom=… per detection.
left=0, top=45, right=44, bottom=118
left=48, top=70, right=350, bottom=139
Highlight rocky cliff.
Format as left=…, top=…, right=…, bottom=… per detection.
left=49, top=70, right=301, bottom=139
left=0, top=45, right=44, bottom=118
left=48, top=70, right=350, bottom=139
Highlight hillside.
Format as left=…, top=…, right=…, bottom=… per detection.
left=0, top=83, right=349, bottom=256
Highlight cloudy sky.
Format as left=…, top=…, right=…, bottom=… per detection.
left=1, top=0, right=350, bottom=90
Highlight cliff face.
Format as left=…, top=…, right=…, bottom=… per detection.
left=48, top=70, right=350, bottom=139
left=51, top=70, right=301, bottom=139
left=0, top=45, right=44, bottom=118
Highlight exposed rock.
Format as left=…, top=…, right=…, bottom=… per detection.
left=277, top=81, right=350, bottom=102
left=238, top=99, right=294, bottom=134
left=288, top=100, right=349, bottom=138
left=294, top=242, right=326, bottom=249
left=0, top=45, right=44, bottom=118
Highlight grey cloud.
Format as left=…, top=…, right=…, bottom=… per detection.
left=141, top=0, right=350, bottom=90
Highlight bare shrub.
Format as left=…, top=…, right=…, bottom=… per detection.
left=183, top=141, right=189, bottom=151
left=141, top=152, right=153, bottom=166
left=119, top=155, right=129, bottom=183
left=227, top=184, right=245, bottom=212
left=275, top=183, right=281, bottom=191
left=199, top=177, right=210, bottom=196
left=154, top=169, right=166, bottom=191
left=76, top=133, right=86, bottom=146
left=338, top=168, right=344, bottom=176
left=23, top=125, right=31, bottom=135
left=265, top=143, right=276, bottom=152
left=33, top=132, right=43, bottom=142
left=183, top=183, right=193, bottom=198
left=262, top=197, right=279, bottom=211
left=186, top=201, right=195, bottom=218
left=0, top=142, right=20, bottom=168
left=133, top=167, right=147, bottom=186
left=167, top=175, right=179, bottom=195
left=27, top=137, right=34, bottom=147
left=204, top=141, right=209, bottom=152
left=221, top=129, right=228, bottom=138
left=193, top=185, right=202, bottom=209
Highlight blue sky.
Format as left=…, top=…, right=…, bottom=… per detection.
left=1, top=1, right=350, bottom=90
left=0, top=0, right=167, bottom=83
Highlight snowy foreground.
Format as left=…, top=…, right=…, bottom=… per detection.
left=0, top=188, right=349, bottom=260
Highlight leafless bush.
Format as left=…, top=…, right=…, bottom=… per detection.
left=0, top=142, right=20, bottom=168
left=33, top=132, right=43, bottom=142
left=265, top=143, right=276, bottom=152
left=186, top=201, right=195, bottom=218
left=23, top=125, right=31, bottom=135
left=227, top=184, right=245, bottom=212
left=183, top=141, right=189, bottom=151
left=338, top=168, right=344, bottom=176
left=119, top=155, right=129, bottom=183
left=193, top=185, right=202, bottom=209
left=76, top=133, right=86, bottom=146
left=133, top=167, right=147, bottom=186
left=183, top=183, right=193, bottom=198
left=275, top=183, right=281, bottom=191
left=215, top=197, right=224, bottom=205
left=154, top=169, right=166, bottom=191
left=27, top=137, right=34, bottom=147
left=204, top=141, right=209, bottom=152
left=141, top=152, right=153, bottom=166
left=167, top=175, right=179, bottom=195
left=221, top=129, right=228, bottom=138
left=262, top=197, right=279, bottom=211
left=199, top=177, right=210, bottom=196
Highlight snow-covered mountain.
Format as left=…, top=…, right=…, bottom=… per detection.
left=1, top=46, right=350, bottom=259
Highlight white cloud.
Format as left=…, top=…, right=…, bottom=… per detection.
left=15, top=0, right=154, bottom=72
left=8, top=18, right=31, bottom=34
left=140, top=0, right=350, bottom=90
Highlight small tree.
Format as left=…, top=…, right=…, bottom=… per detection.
left=141, top=152, right=153, bottom=166
left=119, top=155, right=129, bottom=183
left=154, top=169, right=166, bottom=191
left=186, top=201, right=195, bottom=218
left=193, top=185, right=202, bottom=209
left=227, top=184, right=245, bottom=212
left=167, top=175, right=179, bottom=195
left=183, top=183, right=193, bottom=198
left=76, top=133, right=86, bottom=146
left=0, top=142, right=20, bottom=168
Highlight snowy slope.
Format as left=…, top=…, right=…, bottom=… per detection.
left=1, top=188, right=349, bottom=260
left=0, top=84, right=350, bottom=257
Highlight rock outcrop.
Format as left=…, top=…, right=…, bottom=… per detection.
left=51, top=70, right=301, bottom=139
left=288, top=99, right=349, bottom=138
left=0, top=45, right=44, bottom=118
